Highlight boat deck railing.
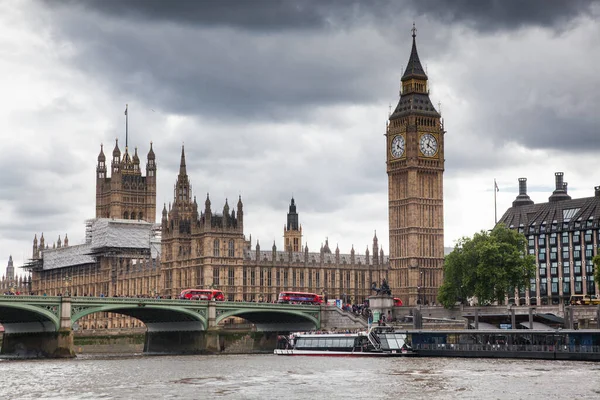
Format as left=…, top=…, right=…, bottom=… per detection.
left=415, top=343, right=600, bottom=354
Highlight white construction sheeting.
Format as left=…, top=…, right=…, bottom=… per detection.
left=90, top=218, right=153, bottom=249
left=42, top=218, right=157, bottom=270
left=42, top=243, right=96, bottom=270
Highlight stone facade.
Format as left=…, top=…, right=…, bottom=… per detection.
left=95, top=140, right=157, bottom=223
left=386, top=27, right=445, bottom=306
left=160, top=147, right=389, bottom=304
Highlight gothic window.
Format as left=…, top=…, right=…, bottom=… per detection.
left=250, top=269, right=256, bottom=286
left=123, top=211, right=129, bottom=219
left=267, top=269, right=272, bottom=287
left=228, top=240, right=235, bottom=257
left=213, top=267, right=220, bottom=286
left=228, top=267, right=235, bottom=286
left=213, top=239, right=220, bottom=257
left=260, top=269, right=265, bottom=287
left=276, top=269, right=281, bottom=287
left=131, top=212, right=136, bottom=220
left=196, top=266, right=203, bottom=286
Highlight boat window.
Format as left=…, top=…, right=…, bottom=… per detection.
left=379, top=334, right=406, bottom=350
left=332, top=339, right=340, bottom=347
left=325, top=338, right=333, bottom=347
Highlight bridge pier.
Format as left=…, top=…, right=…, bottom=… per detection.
left=143, top=330, right=207, bottom=354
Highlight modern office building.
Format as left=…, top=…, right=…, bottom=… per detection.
left=498, top=173, right=600, bottom=305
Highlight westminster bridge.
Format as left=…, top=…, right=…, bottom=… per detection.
left=0, top=296, right=323, bottom=357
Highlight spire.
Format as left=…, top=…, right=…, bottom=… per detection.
left=6, top=255, right=14, bottom=280
left=223, top=198, right=229, bottom=216
left=98, top=144, right=106, bottom=162
left=401, top=23, right=427, bottom=82
left=287, top=197, right=299, bottom=231
left=391, top=24, right=439, bottom=120
left=113, top=138, right=121, bottom=158
left=179, top=145, right=187, bottom=176
left=133, top=147, right=140, bottom=164
left=147, top=141, right=155, bottom=160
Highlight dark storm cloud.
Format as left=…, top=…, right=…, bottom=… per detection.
left=407, top=0, right=598, bottom=32
left=54, top=0, right=597, bottom=32
left=51, top=0, right=388, bottom=31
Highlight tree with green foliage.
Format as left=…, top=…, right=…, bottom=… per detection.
left=438, top=224, right=536, bottom=308
left=593, top=251, right=600, bottom=295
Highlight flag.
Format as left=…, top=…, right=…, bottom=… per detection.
left=495, top=179, right=499, bottom=192
left=124, top=105, right=128, bottom=116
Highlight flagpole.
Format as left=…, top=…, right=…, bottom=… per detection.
left=494, top=179, right=497, bottom=225
left=125, top=104, right=128, bottom=149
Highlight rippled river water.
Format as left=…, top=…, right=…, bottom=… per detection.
left=1, top=354, right=599, bottom=399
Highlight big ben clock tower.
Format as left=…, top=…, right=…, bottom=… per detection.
left=386, top=26, right=444, bottom=306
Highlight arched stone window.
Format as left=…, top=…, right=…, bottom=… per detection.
left=228, top=240, right=235, bottom=257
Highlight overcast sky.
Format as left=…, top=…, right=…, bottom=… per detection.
left=1, top=0, right=599, bottom=278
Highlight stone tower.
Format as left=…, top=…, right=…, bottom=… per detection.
left=6, top=255, right=14, bottom=281
left=96, top=140, right=157, bottom=222
left=284, top=197, right=302, bottom=252
left=386, top=26, right=445, bottom=306
left=160, top=146, right=245, bottom=298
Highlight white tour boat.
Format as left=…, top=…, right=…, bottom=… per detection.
left=274, top=326, right=415, bottom=357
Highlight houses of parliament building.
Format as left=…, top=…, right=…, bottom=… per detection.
left=20, top=28, right=445, bottom=329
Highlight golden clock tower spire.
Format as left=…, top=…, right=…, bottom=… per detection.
left=386, top=25, right=445, bottom=306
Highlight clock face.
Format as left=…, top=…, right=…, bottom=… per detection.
left=419, top=133, right=438, bottom=157
left=390, top=135, right=405, bottom=158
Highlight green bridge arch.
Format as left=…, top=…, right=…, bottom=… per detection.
left=215, top=308, right=320, bottom=328
left=71, top=303, right=208, bottom=330
left=0, top=297, right=61, bottom=332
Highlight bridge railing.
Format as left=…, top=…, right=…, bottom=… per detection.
left=0, top=295, right=61, bottom=301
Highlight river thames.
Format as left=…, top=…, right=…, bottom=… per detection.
left=0, top=354, right=598, bottom=399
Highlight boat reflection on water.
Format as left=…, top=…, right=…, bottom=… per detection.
left=274, top=326, right=415, bottom=357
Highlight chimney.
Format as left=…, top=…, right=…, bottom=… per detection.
left=518, top=178, right=527, bottom=195
left=549, top=172, right=571, bottom=202
left=512, top=177, right=534, bottom=207
left=555, top=172, right=564, bottom=191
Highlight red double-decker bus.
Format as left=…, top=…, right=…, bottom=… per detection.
left=179, top=289, right=225, bottom=301
left=277, top=292, right=323, bottom=305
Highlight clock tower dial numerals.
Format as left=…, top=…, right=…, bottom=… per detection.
left=419, top=133, right=438, bottom=157
left=390, top=135, right=405, bottom=158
